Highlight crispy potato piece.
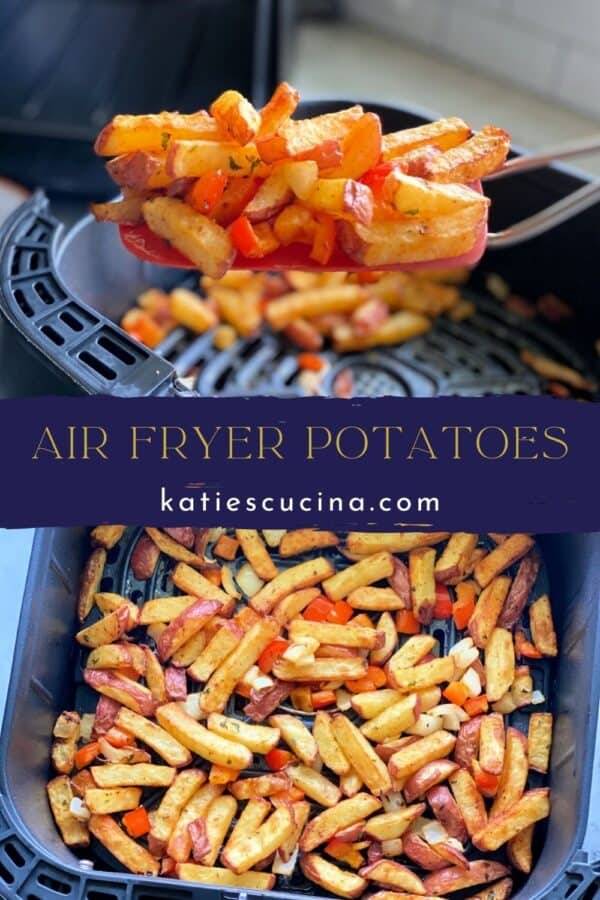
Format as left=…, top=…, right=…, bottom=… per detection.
left=389, top=730, right=456, bottom=780
left=211, top=284, right=261, bottom=337
left=177, top=863, right=275, bottom=890
left=198, top=794, right=237, bottom=865
left=267, top=284, right=366, bottom=331
left=167, top=139, right=264, bottom=179
left=156, top=598, right=221, bottom=662
left=497, top=550, right=540, bottom=628
left=323, top=112, right=382, bottom=180
left=171, top=629, right=209, bottom=668
left=454, top=716, right=483, bottom=769
left=89, top=814, right=159, bottom=876
left=250, top=557, right=335, bottom=614
left=243, top=171, right=293, bottom=222
left=53, top=710, right=80, bottom=741
left=529, top=594, right=558, bottom=657
left=272, top=587, right=321, bottom=625
left=360, top=859, right=426, bottom=894
left=168, top=783, right=224, bottom=862
left=521, top=349, right=595, bottom=391
left=347, top=586, right=409, bottom=611
left=347, top=533, right=450, bottom=554
left=83, top=669, right=156, bottom=716
left=474, top=788, right=550, bottom=851
left=323, top=552, right=394, bottom=602
left=156, top=703, right=252, bottom=769
left=188, top=622, right=243, bottom=683
left=301, top=852, right=367, bottom=899
left=140, top=595, right=203, bottom=625
left=279, top=529, right=339, bottom=557
left=235, top=529, right=279, bottom=580
left=331, top=715, right=392, bottom=795
left=143, top=647, right=168, bottom=704
left=106, top=151, right=171, bottom=191
left=427, top=785, right=468, bottom=843
left=145, top=527, right=206, bottom=567
left=95, top=592, right=139, bottom=629
left=391, top=175, right=483, bottom=219
left=91, top=197, right=146, bottom=225
left=490, top=727, right=528, bottom=817
left=424, top=860, right=510, bottom=895
left=466, top=877, right=513, bottom=900
left=389, top=635, right=437, bottom=673
left=369, top=894, right=440, bottom=900
left=200, top=617, right=280, bottom=712
left=424, top=127, right=510, bottom=183
left=474, top=535, right=534, bottom=588
left=289, top=619, right=380, bottom=649
left=84, top=787, right=142, bottom=814
left=528, top=713, right=553, bottom=773
left=213, top=534, right=240, bottom=561
left=479, top=713, right=505, bottom=776
left=210, top=89, right=260, bottom=144
left=351, top=688, right=404, bottom=719
left=115, top=707, right=192, bottom=767
left=364, top=804, right=425, bottom=841
left=78, top=548, right=106, bottom=622
left=390, top=656, right=454, bottom=692
left=76, top=605, right=130, bottom=648
left=449, top=768, right=487, bottom=837
left=382, top=117, right=471, bottom=161
left=51, top=739, right=77, bottom=775
left=507, top=824, right=534, bottom=873
left=257, top=82, right=300, bottom=141
left=257, top=105, right=363, bottom=163
left=91, top=764, right=175, bottom=788
left=269, top=714, right=318, bottom=764
left=47, top=776, right=89, bottom=847
left=301, top=793, right=381, bottom=851
left=340, top=767, right=364, bottom=797
left=95, top=110, right=220, bottom=156
left=172, top=562, right=231, bottom=604
left=313, top=710, right=351, bottom=775
left=142, top=197, right=234, bottom=279
left=91, top=525, right=127, bottom=550
left=468, top=577, right=511, bottom=649
left=485, top=628, right=515, bottom=702
left=306, top=177, right=373, bottom=225
left=279, top=800, right=310, bottom=862
left=170, top=287, right=218, bottom=333
left=333, top=310, right=431, bottom=352
left=207, top=713, right=280, bottom=754
left=434, top=534, right=479, bottom=583
left=221, top=805, right=295, bottom=874
left=229, top=772, right=290, bottom=799
left=289, top=764, right=342, bottom=807
left=225, top=797, right=271, bottom=851
left=404, top=759, right=460, bottom=802
left=370, top=611, right=398, bottom=665
left=86, top=642, right=146, bottom=675
left=360, top=693, right=419, bottom=742
left=149, top=769, right=207, bottom=852
left=273, top=656, right=367, bottom=682
left=409, top=547, right=436, bottom=625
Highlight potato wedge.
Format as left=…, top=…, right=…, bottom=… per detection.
left=388, top=730, right=456, bottom=780
left=507, top=824, right=534, bottom=873
left=409, top=547, right=437, bottom=625
left=333, top=310, right=431, bottom=352
left=115, top=707, right=191, bottom=767
left=229, top=772, right=290, bottom=799
left=156, top=598, right=221, bottom=662
left=86, top=642, right=146, bottom=675
left=272, top=587, right=322, bottom=625
left=78, top=547, right=106, bottom=622
left=143, top=647, right=167, bottom=704
left=479, top=713, right=505, bottom=776
left=323, top=552, right=394, bottom=602
left=392, top=175, right=483, bottom=218
left=370, top=611, right=398, bottom=665
left=331, top=715, right=392, bottom=795
left=301, top=793, right=382, bottom=851
left=497, top=550, right=541, bottom=628
left=225, top=797, right=271, bottom=850
left=84, top=787, right=142, bottom=814
left=423, top=127, right=510, bottom=183
left=382, top=117, right=471, bottom=161
left=156, top=703, right=252, bottom=769
left=91, top=197, right=146, bottom=225
left=91, top=525, right=127, bottom=550
left=346, top=533, right=450, bottom=554
left=258, top=105, right=363, bottom=163
left=83, top=669, right=156, bottom=717
left=363, top=804, right=425, bottom=841
left=167, top=783, right=224, bottom=862
left=289, top=619, right=380, bottom=649
left=47, top=776, right=89, bottom=847
left=91, top=764, right=175, bottom=789
left=449, top=768, right=488, bottom=837
left=528, top=713, right=553, bottom=773
left=76, top=604, right=130, bottom=648
left=279, top=529, right=339, bottom=557
left=289, top=764, right=342, bottom=807
left=95, top=110, right=220, bottom=156
left=197, top=794, right=237, bottom=865
left=176, top=863, right=275, bottom=890
left=347, top=586, right=408, bottom=610
left=339, top=767, right=364, bottom=797
left=529, top=594, right=558, bottom=657
left=427, top=785, right=468, bottom=843
left=485, top=628, right=515, bottom=702
left=221, top=805, right=295, bottom=874
left=171, top=561, right=231, bottom=603
left=388, top=635, right=436, bottom=673
left=474, top=535, right=534, bottom=588
left=267, top=284, right=366, bottom=330
left=207, top=712, right=280, bottom=754
left=465, top=877, right=513, bottom=900
left=301, top=852, right=367, bottom=899
left=389, top=656, right=454, bottom=692
left=360, top=693, right=419, bottom=742
left=490, top=727, right=528, bottom=818
left=149, top=769, right=207, bottom=852
left=188, top=621, right=243, bottom=682
left=423, top=860, right=510, bottom=895
left=273, top=656, right=367, bottom=682
left=167, top=139, right=264, bottom=179
left=404, top=759, right=459, bottom=802
left=473, top=788, right=550, bottom=851
left=250, top=557, right=335, bottom=614
left=89, top=814, right=159, bottom=875
left=360, top=859, right=426, bottom=894
left=351, top=688, right=404, bottom=719
left=210, top=89, right=260, bottom=144
left=236, top=529, right=279, bottom=580
left=269, top=713, right=318, bottom=764
left=468, top=577, right=511, bottom=649
left=313, top=710, right=351, bottom=775
left=323, top=112, right=382, bottom=180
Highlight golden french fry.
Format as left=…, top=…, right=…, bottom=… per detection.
left=210, top=89, right=260, bottom=144
left=409, top=547, right=436, bottom=625
left=289, top=619, right=380, bottom=649
left=360, top=693, right=419, bottom=742
left=473, top=789, right=550, bottom=851
left=198, top=794, right=237, bottom=865
left=390, top=656, right=454, bottom=692
left=301, top=853, right=367, bottom=899
left=346, top=532, right=449, bottom=554
left=300, top=793, right=382, bottom=851
left=423, top=860, right=511, bottom=896
left=168, top=783, right=224, bottom=863
left=89, top=814, right=159, bottom=875
left=360, top=859, right=426, bottom=894
left=236, top=529, right=279, bottom=580
left=86, top=642, right=146, bottom=675
left=423, top=126, right=510, bottom=183
left=529, top=594, right=558, bottom=657
left=313, top=710, right=351, bottom=775
left=207, top=713, right=280, bottom=754
left=229, top=772, right=291, bottom=800
left=449, top=768, right=488, bottom=837
left=363, top=804, right=426, bottom=841
left=91, top=197, right=146, bottom=225
left=188, top=622, right=243, bottom=682
left=490, top=727, right=528, bottom=818
left=331, top=715, right=392, bottom=795
left=84, top=787, right=142, bottom=814
left=485, top=628, right=515, bottom=702
left=528, top=713, right=553, bottom=774
left=389, top=730, right=456, bottom=780
left=176, top=864, right=275, bottom=890
left=273, top=656, right=367, bottom=682
left=434, top=534, right=479, bottom=583
left=347, top=586, right=408, bottom=611
left=47, top=776, right=90, bottom=847
left=269, top=714, right=318, bottom=765
left=507, top=825, right=534, bottom=874
left=90, top=764, right=175, bottom=789
left=167, top=139, right=264, bottom=179
left=150, top=769, right=207, bottom=852
left=279, top=529, right=339, bottom=557
left=468, top=577, right=511, bottom=649
left=78, top=548, right=107, bottom=622
left=289, top=764, right=342, bottom=807
left=479, top=713, right=505, bottom=776
left=370, top=611, right=398, bottom=665
left=91, top=525, right=127, bottom=549
left=221, top=805, right=295, bottom=874
left=350, top=688, right=404, bottom=719
left=156, top=704, right=252, bottom=769
left=323, top=552, right=394, bottom=602
left=382, top=117, right=471, bottom=161
left=143, top=197, right=234, bottom=279
left=76, top=605, right=130, bottom=648
left=250, top=557, right=335, bottom=614
left=267, top=284, right=366, bottom=331
left=333, top=311, right=431, bottom=353
left=170, top=287, right=217, bottom=334
left=474, top=535, right=535, bottom=588
left=466, top=877, right=514, bottom=900
left=225, top=797, right=271, bottom=851
left=115, top=707, right=192, bottom=767
left=171, top=562, right=231, bottom=603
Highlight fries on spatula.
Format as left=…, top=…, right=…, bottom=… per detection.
left=92, top=84, right=510, bottom=277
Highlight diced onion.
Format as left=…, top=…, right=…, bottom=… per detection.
left=283, top=643, right=315, bottom=665
left=409, top=815, right=434, bottom=835
left=273, top=847, right=298, bottom=876
left=531, top=690, right=546, bottom=705
left=79, top=713, right=95, bottom=743
left=236, top=563, right=264, bottom=597
left=207, top=527, right=226, bottom=543
left=70, top=798, right=90, bottom=821
left=407, top=714, right=443, bottom=736
left=253, top=675, right=275, bottom=692
left=429, top=703, right=468, bottom=731
left=262, top=529, right=287, bottom=548
left=335, top=688, right=352, bottom=711
left=446, top=837, right=464, bottom=852
left=178, top=693, right=206, bottom=719
left=460, top=666, right=482, bottom=697
left=421, top=820, right=448, bottom=845
left=381, top=839, right=403, bottom=857
left=382, top=791, right=406, bottom=812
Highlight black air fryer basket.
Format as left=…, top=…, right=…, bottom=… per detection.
left=1, top=101, right=600, bottom=399
left=0, top=528, right=599, bottom=900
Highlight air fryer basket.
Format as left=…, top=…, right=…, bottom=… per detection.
left=1, top=528, right=599, bottom=900
left=1, top=101, right=599, bottom=398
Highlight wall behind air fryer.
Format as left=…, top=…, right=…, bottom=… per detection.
left=343, top=0, right=600, bottom=121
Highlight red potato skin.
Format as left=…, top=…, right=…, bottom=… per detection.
left=402, top=833, right=446, bottom=871
left=423, top=861, right=511, bottom=895
left=403, top=759, right=460, bottom=803
left=131, top=534, right=160, bottom=580
left=351, top=298, right=389, bottom=338
left=388, top=557, right=410, bottom=607
left=165, top=667, right=187, bottom=701
left=375, top=736, right=419, bottom=763
left=359, top=858, right=426, bottom=886
left=156, top=599, right=221, bottom=662
left=454, top=716, right=483, bottom=768
left=164, top=527, right=196, bottom=549
left=426, top=786, right=468, bottom=844
left=334, top=821, right=365, bottom=842
left=92, top=695, right=121, bottom=736
left=498, top=550, right=541, bottom=628
left=83, top=669, right=157, bottom=717
left=300, top=853, right=366, bottom=899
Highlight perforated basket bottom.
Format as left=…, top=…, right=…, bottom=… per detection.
left=61, top=528, right=555, bottom=894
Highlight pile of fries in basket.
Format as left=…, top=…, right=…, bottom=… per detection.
left=48, top=527, right=556, bottom=898
left=92, top=83, right=510, bottom=276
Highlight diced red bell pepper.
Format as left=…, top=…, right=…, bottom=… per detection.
left=187, top=171, right=228, bottom=216
left=265, top=748, right=296, bottom=771
left=74, top=741, right=101, bottom=769
left=303, top=596, right=335, bottom=622
left=258, top=639, right=290, bottom=674
left=311, top=690, right=337, bottom=709
left=345, top=665, right=387, bottom=694
left=395, top=609, right=420, bottom=634
left=122, top=806, right=151, bottom=838
left=433, top=583, right=453, bottom=619
left=297, top=352, right=326, bottom=372
left=327, top=600, right=353, bottom=625
left=230, top=215, right=261, bottom=256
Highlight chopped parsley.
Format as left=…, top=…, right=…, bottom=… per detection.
left=161, top=132, right=171, bottom=151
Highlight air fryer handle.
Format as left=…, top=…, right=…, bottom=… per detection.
left=0, top=191, right=176, bottom=397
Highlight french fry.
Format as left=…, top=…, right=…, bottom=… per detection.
left=301, top=793, right=382, bottom=851
left=86, top=642, right=146, bottom=675
left=76, top=605, right=130, bottom=648
left=404, top=759, right=460, bottom=802
left=306, top=177, right=374, bottom=225
left=210, top=89, right=260, bottom=144
left=434, top=533, right=479, bottom=583
left=266, top=284, right=367, bottom=331
left=529, top=594, right=558, bottom=657
left=171, top=561, right=231, bottom=604
left=207, top=713, right=280, bottom=754
left=473, top=789, right=550, bottom=851
left=83, top=669, right=157, bottom=717
left=507, top=825, right=534, bottom=873
left=423, top=860, right=511, bottom=895
left=91, top=525, right=127, bottom=550
left=382, top=117, right=471, bottom=161
left=90, top=764, right=176, bottom=789
left=143, top=647, right=168, bottom=704
left=347, top=586, right=408, bottom=611
left=167, top=139, right=264, bottom=179
left=497, top=550, right=541, bottom=628
left=95, top=592, right=139, bottom=629
left=346, top=532, right=450, bottom=554
left=474, top=535, right=535, bottom=588
left=364, top=804, right=425, bottom=841
left=176, top=864, right=275, bottom=890
left=323, top=552, right=394, bottom=602
left=351, top=688, right=404, bottom=719
left=236, top=529, right=279, bottom=580
left=78, top=548, right=107, bottom=621
left=156, top=598, right=221, bottom=662
left=301, top=853, right=367, bottom=899
left=468, top=577, right=511, bottom=649
left=360, top=859, right=426, bottom=894
left=279, top=800, right=310, bottom=862
left=250, top=557, right=335, bottom=614
left=490, top=727, right=529, bottom=818
left=273, top=656, right=367, bottom=682
left=225, top=797, right=271, bottom=851
left=449, top=768, right=487, bottom=837
left=466, top=878, right=513, bottom=900
left=200, top=617, right=280, bottom=712
left=156, top=704, right=253, bottom=769
left=409, top=547, right=437, bottom=625
left=221, top=805, right=295, bottom=874
left=370, top=611, right=398, bottom=665
left=144, top=527, right=205, bottom=567
left=485, top=628, right=515, bottom=702
left=91, top=197, right=145, bottom=225
left=289, top=764, right=342, bottom=807
left=279, top=528, right=339, bottom=557
left=270, top=714, right=318, bottom=765
left=229, top=772, right=290, bottom=799
left=330, top=715, right=392, bottom=795
left=257, top=81, right=300, bottom=141
left=528, top=713, right=553, bottom=774
left=479, top=713, right=505, bottom=776
left=115, top=707, right=192, bottom=767
left=389, top=730, right=456, bottom=780
left=388, top=635, right=437, bottom=673
left=188, top=622, right=243, bottom=682
left=272, top=587, right=322, bottom=625
left=323, top=112, right=383, bottom=180
left=257, top=105, right=364, bottom=164
left=198, top=794, right=237, bottom=865
left=314, top=710, right=351, bottom=775
left=84, top=787, right=142, bottom=814
left=339, top=767, right=364, bottom=797
left=423, top=127, right=510, bottom=183
left=47, top=776, right=90, bottom=847
left=360, top=693, right=419, bottom=742
left=167, top=783, right=224, bottom=862
left=95, top=110, right=220, bottom=156
left=333, top=310, right=431, bottom=352
left=89, top=814, right=159, bottom=875
left=389, top=656, right=454, bottom=692
left=149, top=769, right=207, bottom=853
left=289, top=619, right=380, bottom=649
left=170, top=287, right=218, bottom=333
